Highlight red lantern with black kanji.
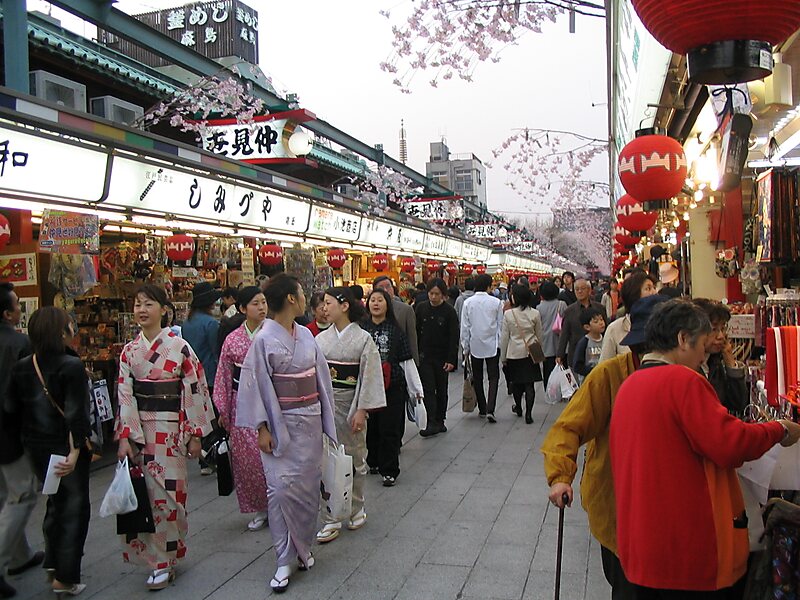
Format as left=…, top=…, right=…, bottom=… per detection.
left=258, top=244, right=283, bottom=266
left=614, top=222, right=640, bottom=247
left=619, top=132, right=687, bottom=212
left=399, top=256, right=416, bottom=273
left=372, top=254, right=388, bottom=272
left=462, top=264, right=473, bottom=273
left=327, top=248, right=346, bottom=269
left=165, top=233, right=194, bottom=262
left=631, top=0, right=800, bottom=84
left=476, top=264, right=487, bottom=275
left=0, top=213, right=11, bottom=250
left=445, top=262, right=458, bottom=275
left=616, top=194, right=657, bottom=236
left=426, top=259, right=441, bottom=272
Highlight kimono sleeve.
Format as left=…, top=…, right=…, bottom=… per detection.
left=354, top=333, right=387, bottom=412
left=114, top=345, right=145, bottom=445
left=179, top=342, right=214, bottom=439
left=315, top=341, right=338, bottom=444
left=213, top=333, right=236, bottom=424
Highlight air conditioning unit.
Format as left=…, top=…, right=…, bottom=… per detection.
left=90, top=96, right=144, bottom=126
left=29, top=70, right=86, bottom=111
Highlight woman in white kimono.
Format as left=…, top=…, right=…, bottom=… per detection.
left=235, top=274, right=336, bottom=594
left=315, top=286, right=386, bottom=544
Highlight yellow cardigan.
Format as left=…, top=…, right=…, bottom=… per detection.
left=541, top=352, right=635, bottom=554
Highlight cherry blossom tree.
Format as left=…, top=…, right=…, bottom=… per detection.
left=379, top=0, right=604, bottom=91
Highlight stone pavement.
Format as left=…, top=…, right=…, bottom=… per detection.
left=9, top=375, right=610, bottom=600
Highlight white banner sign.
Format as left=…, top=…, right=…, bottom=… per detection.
left=400, top=226, right=425, bottom=251
left=0, top=126, right=107, bottom=202
left=462, top=243, right=489, bottom=262
left=202, top=119, right=290, bottom=162
left=106, top=156, right=310, bottom=233
left=308, top=205, right=361, bottom=241
left=405, top=198, right=464, bottom=222
left=422, top=233, right=447, bottom=255
left=359, top=218, right=425, bottom=251
left=466, top=222, right=507, bottom=240
left=445, top=238, right=463, bottom=258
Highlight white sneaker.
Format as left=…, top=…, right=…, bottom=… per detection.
left=247, top=512, right=268, bottom=531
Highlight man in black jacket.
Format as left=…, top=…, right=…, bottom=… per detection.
left=556, top=279, right=606, bottom=367
left=415, top=278, right=459, bottom=437
left=0, top=283, right=42, bottom=598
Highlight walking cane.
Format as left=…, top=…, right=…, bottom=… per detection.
left=554, top=492, right=569, bottom=600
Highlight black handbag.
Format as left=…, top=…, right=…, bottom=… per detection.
left=117, top=464, right=155, bottom=540
left=202, top=428, right=235, bottom=497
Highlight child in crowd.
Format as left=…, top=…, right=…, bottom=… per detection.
left=572, top=307, right=606, bottom=381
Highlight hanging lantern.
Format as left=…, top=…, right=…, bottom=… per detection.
left=461, top=263, right=473, bottom=273
left=616, top=194, right=658, bottom=236
left=165, top=233, right=194, bottom=262
left=0, top=213, right=11, bottom=250
left=372, top=254, right=388, bottom=272
left=327, top=248, right=346, bottom=269
left=631, top=0, right=800, bottom=84
left=619, top=130, right=687, bottom=212
left=445, top=262, right=458, bottom=275
left=476, top=264, right=487, bottom=275
left=426, top=259, right=441, bottom=272
left=613, top=242, right=628, bottom=254
left=258, top=244, right=283, bottom=266
left=399, top=256, right=416, bottom=272
left=614, top=222, right=640, bottom=247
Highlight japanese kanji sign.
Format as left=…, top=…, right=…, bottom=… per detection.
left=308, top=205, right=361, bottom=242
left=358, top=218, right=425, bottom=251
left=38, top=209, right=100, bottom=254
left=404, top=197, right=464, bottom=223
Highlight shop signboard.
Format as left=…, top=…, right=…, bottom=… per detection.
left=106, top=156, right=309, bottom=234
left=445, top=238, right=463, bottom=258
left=399, top=227, right=425, bottom=251
left=359, top=218, right=402, bottom=248
left=422, top=233, right=447, bottom=255
left=307, top=205, right=361, bottom=242
left=465, top=222, right=507, bottom=240
left=38, top=209, right=100, bottom=254
left=404, top=197, right=464, bottom=222
left=728, top=314, right=756, bottom=339
left=0, top=126, right=107, bottom=202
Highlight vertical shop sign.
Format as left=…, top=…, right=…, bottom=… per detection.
left=39, top=209, right=100, bottom=254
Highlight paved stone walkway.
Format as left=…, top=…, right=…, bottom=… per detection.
left=9, top=375, right=610, bottom=599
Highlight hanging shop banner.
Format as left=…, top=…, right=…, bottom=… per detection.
left=307, top=205, right=361, bottom=242
left=359, top=218, right=425, bottom=251
left=0, top=125, right=107, bottom=202
left=400, top=227, right=425, bottom=251
left=422, top=233, right=447, bottom=255
left=106, top=156, right=310, bottom=234
left=463, top=243, right=490, bottom=262
left=38, top=209, right=100, bottom=254
left=404, top=197, right=464, bottom=222
left=445, top=238, right=463, bottom=258
left=466, top=222, right=508, bottom=240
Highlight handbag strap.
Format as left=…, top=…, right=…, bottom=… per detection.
left=511, top=308, right=536, bottom=348
left=33, top=354, right=65, bottom=418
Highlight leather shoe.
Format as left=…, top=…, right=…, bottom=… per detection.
left=419, top=427, right=439, bottom=438
left=7, top=551, right=44, bottom=576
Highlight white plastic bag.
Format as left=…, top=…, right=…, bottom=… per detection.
left=560, top=367, right=580, bottom=399
left=412, top=396, right=427, bottom=431
left=546, top=366, right=579, bottom=404
left=99, top=457, right=138, bottom=517
left=320, top=436, right=353, bottom=522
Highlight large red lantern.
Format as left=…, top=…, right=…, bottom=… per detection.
left=631, top=0, right=800, bottom=84
left=327, top=248, right=346, bottom=269
left=258, top=244, right=283, bottom=266
left=613, top=242, right=628, bottom=254
left=461, top=263, right=473, bottom=273
left=614, top=222, right=640, bottom=247
left=372, top=254, right=388, bottom=272
left=165, top=233, right=194, bottom=262
left=619, top=132, right=686, bottom=212
left=445, top=262, right=458, bottom=275
left=476, top=264, right=487, bottom=275
left=399, top=256, right=416, bottom=273
left=616, top=194, right=657, bottom=236
left=426, top=259, right=441, bottom=272
left=0, top=214, right=11, bottom=250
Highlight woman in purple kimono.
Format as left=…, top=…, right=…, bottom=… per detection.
left=235, top=274, right=336, bottom=594
left=213, top=286, right=269, bottom=531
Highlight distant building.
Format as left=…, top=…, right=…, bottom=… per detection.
left=425, top=140, right=487, bottom=220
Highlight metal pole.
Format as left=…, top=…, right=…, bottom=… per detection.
left=3, top=0, right=30, bottom=93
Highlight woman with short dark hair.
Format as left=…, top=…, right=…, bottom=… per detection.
left=536, top=281, right=567, bottom=386
left=599, top=273, right=657, bottom=362
left=6, top=307, right=91, bottom=595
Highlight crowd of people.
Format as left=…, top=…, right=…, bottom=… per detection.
left=0, top=266, right=796, bottom=598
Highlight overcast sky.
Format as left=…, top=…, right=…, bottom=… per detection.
left=31, top=0, right=610, bottom=221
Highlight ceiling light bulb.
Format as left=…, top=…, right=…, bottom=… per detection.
left=689, top=201, right=697, bottom=209
left=694, top=190, right=704, bottom=202
left=709, top=196, right=715, bottom=204
left=683, top=212, right=690, bottom=221
left=672, top=198, right=679, bottom=206
left=673, top=218, right=680, bottom=227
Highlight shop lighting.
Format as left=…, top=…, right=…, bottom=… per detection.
left=689, top=201, right=697, bottom=209
left=708, top=197, right=715, bottom=204
left=747, top=157, right=800, bottom=168
left=683, top=212, right=690, bottom=221
left=673, top=217, right=680, bottom=227
left=694, top=190, right=704, bottom=202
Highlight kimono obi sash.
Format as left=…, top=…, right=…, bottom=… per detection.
left=272, top=368, right=319, bottom=410
left=232, top=364, right=242, bottom=392
left=132, top=378, right=181, bottom=413
left=328, top=361, right=360, bottom=389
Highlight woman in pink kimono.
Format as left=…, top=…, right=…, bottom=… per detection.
left=116, top=285, right=214, bottom=591
left=213, top=286, right=269, bottom=531
left=235, top=274, right=337, bottom=594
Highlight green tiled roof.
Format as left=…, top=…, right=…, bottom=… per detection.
left=310, top=143, right=369, bottom=177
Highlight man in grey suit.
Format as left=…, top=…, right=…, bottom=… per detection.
left=373, top=276, right=419, bottom=364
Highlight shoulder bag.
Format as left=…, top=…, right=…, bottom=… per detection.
left=33, top=354, right=102, bottom=462
left=512, top=309, right=546, bottom=363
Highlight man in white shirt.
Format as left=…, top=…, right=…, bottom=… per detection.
left=461, top=274, right=505, bottom=422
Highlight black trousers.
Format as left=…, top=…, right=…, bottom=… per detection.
left=28, top=446, right=91, bottom=585
left=511, top=382, right=535, bottom=417
left=630, top=580, right=744, bottom=600
left=419, top=357, right=449, bottom=425
left=542, top=356, right=557, bottom=388
left=600, top=546, right=637, bottom=600
left=471, top=352, right=500, bottom=415
left=366, top=387, right=406, bottom=478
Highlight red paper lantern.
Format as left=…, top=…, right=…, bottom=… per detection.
left=476, top=265, right=487, bottom=275
left=445, top=262, right=458, bottom=275
left=372, top=254, right=388, bottom=272
left=426, top=259, right=441, bottom=272
left=613, top=242, right=628, bottom=254
left=0, top=214, right=11, bottom=250
left=631, top=0, right=800, bottom=83
left=619, top=133, right=686, bottom=212
left=258, top=244, right=283, bottom=266
left=616, top=194, right=657, bottom=236
left=327, top=248, right=346, bottom=269
left=462, top=264, right=473, bottom=273
left=614, top=222, right=640, bottom=247
left=399, top=256, right=416, bottom=273
left=165, top=233, right=194, bottom=262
